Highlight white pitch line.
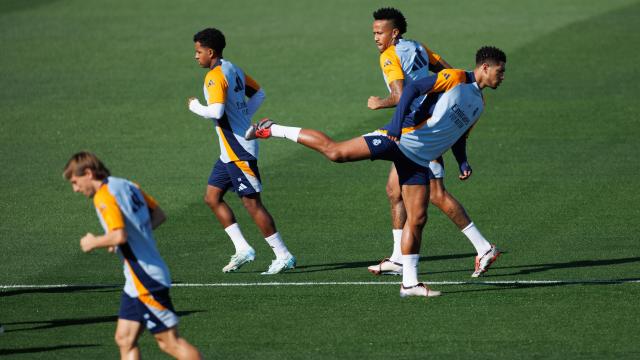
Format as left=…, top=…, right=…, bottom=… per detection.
left=2, top=279, right=640, bottom=290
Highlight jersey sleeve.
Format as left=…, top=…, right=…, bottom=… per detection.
left=132, top=183, right=158, bottom=210
left=205, top=70, right=228, bottom=105
left=93, top=188, right=125, bottom=232
left=422, top=43, right=442, bottom=65
left=429, top=69, right=467, bottom=93
left=387, top=74, right=438, bottom=138
left=244, top=73, right=261, bottom=98
left=380, top=48, right=404, bottom=84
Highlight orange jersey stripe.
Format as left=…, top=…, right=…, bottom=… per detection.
left=125, top=259, right=167, bottom=311
left=216, top=126, right=240, bottom=161
left=235, top=160, right=257, bottom=178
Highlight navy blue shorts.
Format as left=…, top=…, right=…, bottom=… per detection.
left=363, top=133, right=432, bottom=186
left=118, top=290, right=179, bottom=334
left=208, top=159, right=263, bottom=197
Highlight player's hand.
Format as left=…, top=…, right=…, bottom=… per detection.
left=458, top=161, right=472, bottom=180
left=187, top=97, right=197, bottom=107
left=367, top=96, right=382, bottom=110
left=80, top=233, right=97, bottom=253
left=386, top=135, right=399, bottom=142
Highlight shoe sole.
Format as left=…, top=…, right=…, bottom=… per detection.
left=222, top=259, right=255, bottom=273
left=400, top=290, right=442, bottom=298
left=261, top=266, right=295, bottom=275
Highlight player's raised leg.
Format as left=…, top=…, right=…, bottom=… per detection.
left=241, top=193, right=296, bottom=275
left=246, top=118, right=373, bottom=162
left=154, top=327, right=202, bottom=360
left=397, top=183, right=441, bottom=298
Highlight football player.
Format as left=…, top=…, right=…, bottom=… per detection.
left=187, top=28, right=296, bottom=275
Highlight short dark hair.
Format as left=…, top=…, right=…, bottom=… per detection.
left=373, top=7, right=407, bottom=35
left=475, top=46, right=507, bottom=66
left=193, top=28, right=226, bottom=55
left=63, top=151, right=110, bottom=181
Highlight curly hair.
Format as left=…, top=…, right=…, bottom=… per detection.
left=373, top=7, right=407, bottom=35
left=193, top=28, right=226, bottom=55
left=475, top=46, right=507, bottom=66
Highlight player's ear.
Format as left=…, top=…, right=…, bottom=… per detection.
left=392, top=28, right=399, bottom=40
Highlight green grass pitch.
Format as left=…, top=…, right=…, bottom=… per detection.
left=1, top=0, right=640, bottom=358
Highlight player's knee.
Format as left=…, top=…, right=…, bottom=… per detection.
left=406, top=211, right=427, bottom=228
left=325, top=149, right=344, bottom=162
left=156, top=337, right=172, bottom=354
left=114, top=332, right=136, bottom=350
left=204, top=193, right=220, bottom=208
left=386, top=183, right=402, bottom=203
left=429, top=189, right=446, bottom=207
left=242, top=200, right=259, bottom=213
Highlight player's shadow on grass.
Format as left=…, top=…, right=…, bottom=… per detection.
left=444, top=277, right=640, bottom=295
left=0, top=285, right=121, bottom=297
left=292, top=253, right=476, bottom=273
left=0, top=344, right=101, bottom=356
left=423, top=255, right=640, bottom=277
left=3, top=310, right=205, bottom=333
left=488, top=256, right=640, bottom=277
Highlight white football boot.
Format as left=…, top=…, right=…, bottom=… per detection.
left=222, top=248, right=256, bottom=273
left=400, top=283, right=442, bottom=298
left=472, top=244, right=501, bottom=278
left=367, top=258, right=403, bottom=275
left=261, top=255, right=296, bottom=275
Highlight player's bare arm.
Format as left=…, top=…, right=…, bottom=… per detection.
left=429, top=58, right=453, bottom=73
left=368, top=80, right=403, bottom=110
left=80, top=228, right=127, bottom=253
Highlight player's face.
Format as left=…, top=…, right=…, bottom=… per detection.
left=485, top=62, right=506, bottom=89
left=373, top=20, right=398, bottom=53
left=194, top=41, right=214, bottom=68
left=69, top=172, right=96, bottom=198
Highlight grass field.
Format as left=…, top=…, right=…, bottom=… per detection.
left=2, top=0, right=640, bottom=358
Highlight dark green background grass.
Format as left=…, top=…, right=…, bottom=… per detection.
left=1, top=0, right=639, bottom=358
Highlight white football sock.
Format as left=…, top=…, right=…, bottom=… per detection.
left=270, top=124, right=301, bottom=142
left=462, top=222, right=492, bottom=256
left=224, top=223, right=253, bottom=253
left=389, top=229, right=403, bottom=263
left=265, top=232, right=292, bottom=260
left=401, top=254, right=420, bottom=287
